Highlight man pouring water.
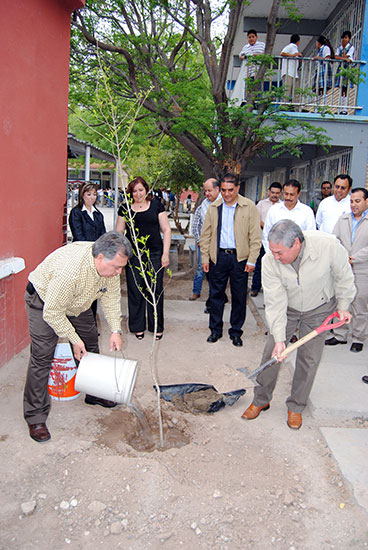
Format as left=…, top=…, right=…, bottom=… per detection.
left=23, top=231, right=132, bottom=443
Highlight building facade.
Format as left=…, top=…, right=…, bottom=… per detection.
left=227, top=0, right=368, bottom=202
left=0, top=0, right=85, bottom=368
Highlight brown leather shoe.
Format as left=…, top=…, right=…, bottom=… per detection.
left=189, top=293, right=200, bottom=301
left=241, top=402, right=270, bottom=419
left=29, top=423, right=51, bottom=443
left=287, top=411, right=302, bottom=429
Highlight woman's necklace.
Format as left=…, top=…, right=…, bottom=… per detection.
left=136, top=200, right=147, bottom=210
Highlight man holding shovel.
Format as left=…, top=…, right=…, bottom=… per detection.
left=242, top=220, right=355, bottom=429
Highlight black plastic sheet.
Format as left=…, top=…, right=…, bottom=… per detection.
left=157, top=383, right=246, bottom=413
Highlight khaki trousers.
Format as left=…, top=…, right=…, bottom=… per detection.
left=24, top=290, right=99, bottom=425
left=282, top=75, right=300, bottom=104
left=334, top=272, right=368, bottom=344
left=253, top=300, right=336, bottom=413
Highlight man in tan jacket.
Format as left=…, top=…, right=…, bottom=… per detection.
left=242, top=220, right=355, bottom=429
left=200, top=173, right=261, bottom=347
left=328, top=187, right=368, bottom=352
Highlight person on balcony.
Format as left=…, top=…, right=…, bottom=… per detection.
left=232, top=29, right=265, bottom=105
left=313, top=35, right=335, bottom=99
left=280, top=34, right=303, bottom=107
left=335, top=30, right=355, bottom=115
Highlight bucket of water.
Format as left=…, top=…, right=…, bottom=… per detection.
left=48, top=342, right=80, bottom=401
left=75, top=352, right=138, bottom=404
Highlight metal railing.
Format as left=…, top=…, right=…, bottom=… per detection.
left=228, top=55, right=366, bottom=114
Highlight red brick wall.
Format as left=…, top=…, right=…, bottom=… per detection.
left=0, top=0, right=84, bottom=368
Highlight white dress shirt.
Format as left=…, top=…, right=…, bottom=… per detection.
left=263, top=201, right=316, bottom=250
left=316, top=194, right=351, bottom=234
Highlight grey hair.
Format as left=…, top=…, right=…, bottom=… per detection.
left=92, top=231, right=132, bottom=259
left=268, top=220, right=305, bottom=248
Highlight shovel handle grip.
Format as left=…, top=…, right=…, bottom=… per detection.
left=279, top=311, right=349, bottom=359
left=315, top=311, right=349, bottom=333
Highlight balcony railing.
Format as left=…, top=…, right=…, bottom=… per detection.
left=227, top=56, right=366, bottom=115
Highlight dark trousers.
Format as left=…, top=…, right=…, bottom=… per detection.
left=126, top=251, right=164, bottom=333
left=23, top=291, right=99, bottom=425
left=208, top=250, right=248, bottom=337
left=254, top=300, right=336, bottom=412
left=251, top=245, right=265, bottom=292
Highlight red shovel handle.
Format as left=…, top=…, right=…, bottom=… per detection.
left=315, top=311, right=349, bottom=334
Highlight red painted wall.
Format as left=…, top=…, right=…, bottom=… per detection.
left=0, top=0, right=84, bottom=367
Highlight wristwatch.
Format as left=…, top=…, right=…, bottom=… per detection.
left=111, top=330, right=122, bottom=334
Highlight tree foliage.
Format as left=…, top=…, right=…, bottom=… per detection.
left=70, top=0, right=330, bottom=180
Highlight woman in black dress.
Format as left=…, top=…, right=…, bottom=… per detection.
left=116, top=177, right=171, bottom=340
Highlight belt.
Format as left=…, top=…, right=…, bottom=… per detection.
left=26, top=281, right=36, bottom=294
left=220, top=248, right=236, bottom=255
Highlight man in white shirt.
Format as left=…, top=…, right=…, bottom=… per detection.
left=281, top=34, right=303, bottom=105
left=316, top=174, right=352, bottom=233
left=262, top=180, right=316, bottom=250
left=250, top=182, right=282, bottom=296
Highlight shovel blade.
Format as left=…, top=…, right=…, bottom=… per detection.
left=238, top=356, right=278, bottom=384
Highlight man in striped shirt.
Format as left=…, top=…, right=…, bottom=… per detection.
left=24, top=231, right=132, bottom=443
left=239, top=29, right=266, bottom=78
left=189, top=178, right=220, bottom=302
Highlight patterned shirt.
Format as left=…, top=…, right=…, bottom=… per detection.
left=28, top=242, right=122, bottom=344
left=192, top=198, right=211, bottom=243
left=239, top=40, right=266, bottom=77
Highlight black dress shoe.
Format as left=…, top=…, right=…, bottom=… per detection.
left=350, top=342, right=363, bottom=352
left=325, top=337, right=347, bottom=346
left=362, top=375, right=368, bottom=384
left=207, top=332, right=222, bottom=343
left=85, top=394, right=117, bottom=408
left=230, top=335, right=243, bottom=347
left=250, top=290, right=259, bottom=297
left=204, top=307, right=211, bottom=314
left=29, top=423, right=51, bottom=443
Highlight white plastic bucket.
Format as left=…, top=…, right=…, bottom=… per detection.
left=48, top=342, right=80, bottom=401
left=75, top=352, right=138, bottom=404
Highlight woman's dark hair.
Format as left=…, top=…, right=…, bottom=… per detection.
left=317, top=35, right=335, bottom=59
left=77, top=182, right=99, bottom=209
left=126, top=177, right=152, bottom=202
